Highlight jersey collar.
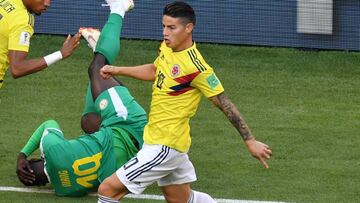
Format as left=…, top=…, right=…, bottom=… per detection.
left=164, top=41, right=197, bottom=54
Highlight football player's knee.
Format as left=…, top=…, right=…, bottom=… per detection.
left=81, top=114, right=100, bottom=134
left=98, top=176, right=121, bottom=196
left=164, top=195, right=176, bottom=203
left=163, top=191, right=188, bottom=203
left=164, top=196, right=184, bottom=203
left=98, top=181, right=111, bottom=196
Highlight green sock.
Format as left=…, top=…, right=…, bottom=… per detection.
left=20, top=120, right=60, bottom=156
left=95, top=14, right=123, bottom=65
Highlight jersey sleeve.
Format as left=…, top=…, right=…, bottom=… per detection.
left=191, top=67, right=224, bottom=98
left=21, top=120, right=61, bottom=156
left=82, top=83, right=99, bottom=116
left=8, top=14, right=34, bottom=52
left=153, top=42, right=166, bottom=71
left=153, top=55, right=160, bottom=71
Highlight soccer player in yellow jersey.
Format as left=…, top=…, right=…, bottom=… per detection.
left=97, top=1, right=272, bottom=203
left=0, top=0, right=81, bottom=89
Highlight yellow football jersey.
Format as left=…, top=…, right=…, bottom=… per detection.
left=0, top=0, right=34, bottom=88
left=144, top=42, right=224, bottom=152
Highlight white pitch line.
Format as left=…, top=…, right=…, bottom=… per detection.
left=0, top=186, right=287, bottom=203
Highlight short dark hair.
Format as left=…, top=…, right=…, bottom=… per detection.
left=163, top=1, right=196, bottom=25
left=18, top=158, right=48, bottom=186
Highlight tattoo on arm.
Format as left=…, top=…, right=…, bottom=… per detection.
left=210, top=92, right=254, bottom=141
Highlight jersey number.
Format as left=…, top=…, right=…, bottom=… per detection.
left=123, top=157, right=139, bottom=170
left=72, top=152, right=102, bottom=188
left=156, top=71, right=165, bottom=89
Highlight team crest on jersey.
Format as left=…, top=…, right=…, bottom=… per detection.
left=171, top=64, right=181, bottom=77
left=19, top=32, right=31, bottom=46
left=99, top=99, right=108, bottom=110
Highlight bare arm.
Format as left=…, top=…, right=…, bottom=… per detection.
left=9, top=33, right=81, bottom=78
left=210, top=92, right=253, bottom=140
left=100, top=63, right=156, bottom=81
left=210, top=92, right=272, bottom=168
left=9, top=50, right=47, bottom=78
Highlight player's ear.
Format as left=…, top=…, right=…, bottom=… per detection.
left=185, top=23, right=194, bottom=33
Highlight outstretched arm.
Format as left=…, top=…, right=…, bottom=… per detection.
left=210, top=92, right=272, bottom=168
left=9, top=34, right=81, bottom=78
left=100, top=63, right=156, bottom=81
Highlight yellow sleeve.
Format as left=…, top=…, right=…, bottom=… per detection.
left=153, top=55, right=160, bottom=70
left=8, top=13, right=34, bottom=52
left=153, top=42, right=169, bottom=71
left=191, top=67, right=224, bottom=98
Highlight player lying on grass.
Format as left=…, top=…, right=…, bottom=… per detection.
left=15, top=0, right=146, bottom=197
left=97, top=1, right=272, bottom=202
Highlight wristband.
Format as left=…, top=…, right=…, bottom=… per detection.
left=44, top=51, right=63, bottom=66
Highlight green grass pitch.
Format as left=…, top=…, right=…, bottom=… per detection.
left=0, top=35, right=359, bottom=203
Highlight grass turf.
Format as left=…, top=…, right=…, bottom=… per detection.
left=0, top=35, right=359, bottom=202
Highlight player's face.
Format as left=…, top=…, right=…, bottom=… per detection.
left=162, top=15, right=193, bottom=51
left=27, top=0, right=50, bottom=16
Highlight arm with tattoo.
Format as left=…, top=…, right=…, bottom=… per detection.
left=210, top=92, right=254, bottom=141
left=210, top=92, right=272, bottom=168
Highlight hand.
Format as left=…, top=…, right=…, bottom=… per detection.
left=60, top=33, right=81, bottom=59
left=245, top=139, right=272, bottom=169
left=100, top=65, right=116, bottom=79
left=16, top=153, right=35, bottom=184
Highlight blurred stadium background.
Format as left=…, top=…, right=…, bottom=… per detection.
left=35, top=0, right=359, bottom=51
left=0, top=0, right=359, bottom=203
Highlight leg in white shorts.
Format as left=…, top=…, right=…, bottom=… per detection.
left=116, top=144, right=197, bottom=194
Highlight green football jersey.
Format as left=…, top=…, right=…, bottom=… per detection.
left=83, top=84, right=147, bottom=147
left=42, top=127, right=116, bottom=197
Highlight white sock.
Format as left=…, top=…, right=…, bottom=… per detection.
left=109, top=1, right=131, bottom=18
left=98, top=194, right=119, bottom=203
left=188, top=190, right=217, bottom=203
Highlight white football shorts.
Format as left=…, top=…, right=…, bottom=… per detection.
left=116, top=144, right=197, bottom=194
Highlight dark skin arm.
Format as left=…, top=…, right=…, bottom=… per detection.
left=210, top=92, right=272, bottom=168
left=16, top=152, right=35, bottom=184
left=9, top=33, right=81, bottom=78
left=9, top=51, right=47, bottom=78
